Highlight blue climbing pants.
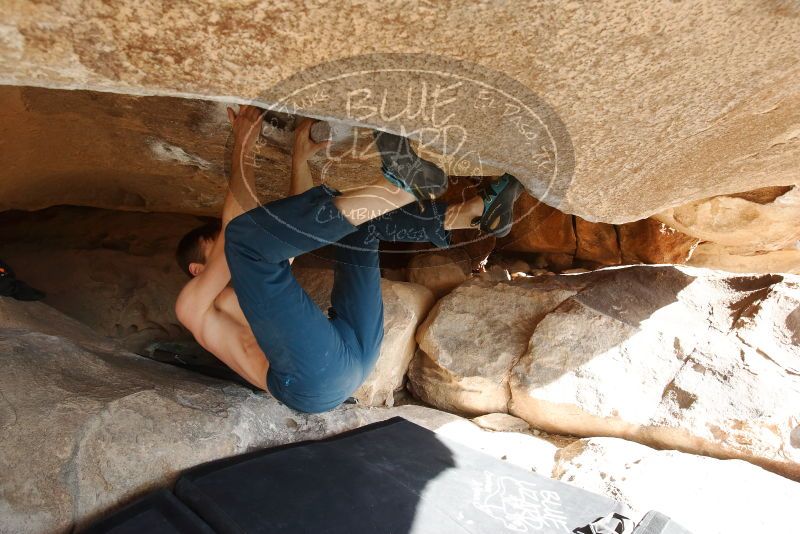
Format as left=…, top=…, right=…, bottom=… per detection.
left=224, top=184, right=450, bottom=413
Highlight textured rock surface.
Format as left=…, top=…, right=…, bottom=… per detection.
left=0, top=297, right=118, bottom=353
left=408, top=265, right=800, bottom=479
left=357, top=280, right=436, bottom=406
left=510, top=266, right=800, bottom=480
left=1, top=84, right=793, bottom=274
left=293, top=265, right=436, bottom=406
left=495, top=196, right=706, bottom=271
left=408, top=278, right=578, bottom=414
left=617, top=219, right=700, bottom=264
left=689, top=242, right=800, bottom=275
left=2, top=2, right=799, bottom=222
left=658, top=185, right=800, bottom=273
left=658, top=186, right=799, bottom=252
left=472, top=413, right=530, bottom=433
left=0, top=85, right=381, bottom=215
left=554, top=437, right=800, bottom=533
left=0, top=297, right=554, bottom=533
left=2, top=4, right=800, bottom=525
left=498, top=193, right=577, bottom=255
left=0, top=206, right=200, bottom=352
left=575, top=218, right=621, bottom=266
left=407, top=249, right=471, bottom=298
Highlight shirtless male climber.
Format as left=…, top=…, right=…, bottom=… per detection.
left=175, top=105, right=523, bottom=413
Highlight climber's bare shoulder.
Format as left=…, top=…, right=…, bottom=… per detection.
left=175, top=266, right=269, bottom=390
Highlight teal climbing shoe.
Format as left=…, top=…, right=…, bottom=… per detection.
left=471, top=173, right=524, bottom=237
left=374, top=130, right=448, bottom=201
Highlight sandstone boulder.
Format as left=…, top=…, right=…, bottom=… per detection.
left=689, top=242, right=800, bottom=275
left=509, top=266, right=800, bottom=480
left=407, top=249, right=471, bottom=298
left=658, top=185, right=800, bottom=274
left=407, top=265, right=800, bottom=479
left=575, top=217, right=621, bottom=266
left=617, top=219, right=700, bottom=264
left=0, top=297, right=555, bottom=534
left=540, top=252, right=577, bottom=271
left=0, top=86, right=381, bottom=215
left=0, top=297, right=118, bottom=353
left=554, top=437, right=800, bottom=534
left=6, top=86, right=792, bottom=276
left=657, top=185, right=800, bottom=253
left=478, top=264, right=513, bottom=282
left=358, top=281, right=436, bottom=406
left=502, top=259, right=533, bottom=276
left=407, top=278, right=579, bottom=414
left=561, top=268, right=591, bottom=275
left=497, top=193, right=577, bottom=255
left=3, top=2, right=799, bottom=223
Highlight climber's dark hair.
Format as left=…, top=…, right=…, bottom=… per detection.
left=176, top=219, right=222, bottom=277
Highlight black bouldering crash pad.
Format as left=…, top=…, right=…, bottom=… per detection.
left=82, top=417, right=691, bottom=534
left=82, top=489, right=213, bottom=534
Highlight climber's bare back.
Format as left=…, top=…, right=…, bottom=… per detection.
left=214, top=287, right=269, bottom=384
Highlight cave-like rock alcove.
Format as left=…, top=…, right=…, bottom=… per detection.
left=1, top=2, right=799, bottom=533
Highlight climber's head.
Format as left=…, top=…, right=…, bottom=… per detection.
left=176, top=219, right=222, bottom=277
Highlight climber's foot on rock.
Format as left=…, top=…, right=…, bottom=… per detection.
left=373, top=130, right=448, bottom=202
left=471, top=173, right=524, bottom=238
